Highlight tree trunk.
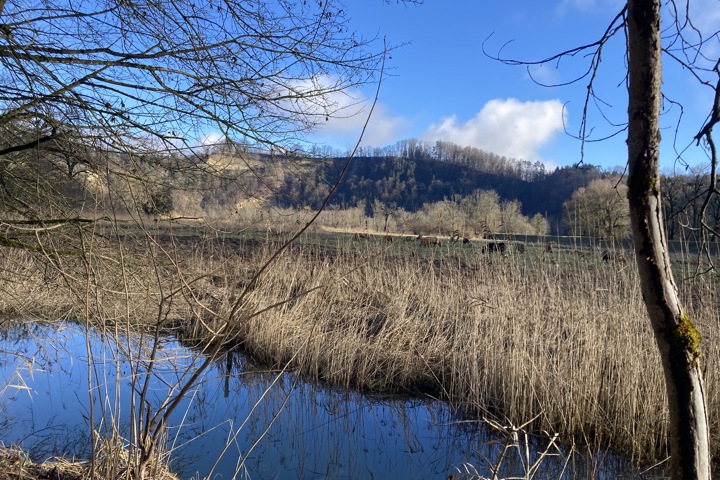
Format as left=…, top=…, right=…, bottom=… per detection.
left=626, top=1, right=711, bottom=478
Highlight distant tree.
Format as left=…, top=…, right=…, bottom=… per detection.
left=563, top=178, right=630, bottom=242
left=461, top=189, right=502, bottom=237
left=660, top=168, right=720, bottom=245
left=373, top=200, right=397, bottom=232
left=499, top=200, right=533, bottom=235
left=418, top=200, right=465, bottom=235
left=530, top=213, right=550, bottom=236
left=661, top=173, right=687, bottom=241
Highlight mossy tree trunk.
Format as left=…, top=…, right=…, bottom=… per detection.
left=626, top=0, right=711, bottom=478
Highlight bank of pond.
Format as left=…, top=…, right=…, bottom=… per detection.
left=0, top=321, right=664, bottom=479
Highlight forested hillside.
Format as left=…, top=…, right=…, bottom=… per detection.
left=266, top=139, right=717, bottom=239
left=15, top=134, right=711, bottom=240
left=274, top=139, right=605, bottom=232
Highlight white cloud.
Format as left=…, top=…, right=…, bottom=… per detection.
left=301, top=79, right=409, bottom=149
left=277, top=75, right=410, bottom=150
left=420, top=98, right=565, bottom=161
left=314, top=101, right=410, bottom=148
left=197, top=131, right=224, bottom=146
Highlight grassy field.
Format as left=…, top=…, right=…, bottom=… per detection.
left=1, top=222, right=719, bottom=473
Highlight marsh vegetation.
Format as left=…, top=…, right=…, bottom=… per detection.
left=2, top=220, right=718, bottom=477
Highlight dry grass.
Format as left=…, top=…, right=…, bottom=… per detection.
left=1, top=228, right=719, bottom=470
left=216, top=243, right=674, bottom=464
left=0, top=443, right=178, bottom=480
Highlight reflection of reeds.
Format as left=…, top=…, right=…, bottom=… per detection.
left=2, top=231, right=719, bottom=469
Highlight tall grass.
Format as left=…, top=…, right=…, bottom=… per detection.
left=212, top=241, right=673, bottom=464
left=2, top=228, right=719, bottom=470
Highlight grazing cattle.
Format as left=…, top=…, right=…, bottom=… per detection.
left=353, top=232, right=370, bottom=241
left=450, top=232, right=470, bottom=245
left=384, top=234, right=394, bottom=243
left=602, top=250, right=627, bottom=264
left=420, top=236, right=442, bottom=247
left=487, top=241, right=506, bottom=253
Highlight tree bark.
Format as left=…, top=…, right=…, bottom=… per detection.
left=626, top=1, right=711, bottom=478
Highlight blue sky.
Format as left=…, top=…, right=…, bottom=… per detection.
left=309, top=0, right=720, bottom=172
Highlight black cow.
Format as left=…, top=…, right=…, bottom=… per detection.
left=602, top=250, right=627, bottom=264
left=487, top=241, right=506, bottom=254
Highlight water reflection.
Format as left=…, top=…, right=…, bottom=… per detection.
left=0, top=321, right=661, bottom=479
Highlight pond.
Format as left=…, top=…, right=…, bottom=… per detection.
left=0, top=321, right=661, bottom=479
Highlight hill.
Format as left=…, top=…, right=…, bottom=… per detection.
left=270, top=144, right=605, bottom=233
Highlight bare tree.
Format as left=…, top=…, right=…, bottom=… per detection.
left=626, top=1, right=710, bottom=477
left=488, top=1, right=716, bottom=477
left=529, top=212, right=549, bottom=236
left=0, top=1, right=391, bottom=477
left=460, top=188, right=502, bottom=236
left=0, top=0, right=385, bottom=231
left=563, top=177, right=630, bottom=242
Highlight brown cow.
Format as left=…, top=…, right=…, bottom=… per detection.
left=384, top=234, right=394, bottom=243
left=353, top=232, right=370, bottom=241
left=419, top=236, right=442, bottom=247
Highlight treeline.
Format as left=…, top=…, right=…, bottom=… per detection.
left=271, top=139, right=719, bottom=240
left=12, top=133, right=715, bottom=242
left=276, top=140, right=604, bottom=233
left=354, top=139, right=547, bottom=181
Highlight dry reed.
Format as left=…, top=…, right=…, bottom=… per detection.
left=2, top=230, right=719, bottom=469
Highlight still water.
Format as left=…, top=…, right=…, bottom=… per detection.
left=0, top=321, right=659, bottom=479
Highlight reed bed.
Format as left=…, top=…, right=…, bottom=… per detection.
left=1, top=230, right=719, bottom=469
left=222, top=243, right=673, bottom=464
